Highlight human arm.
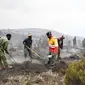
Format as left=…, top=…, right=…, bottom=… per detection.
left=23, top=39, right=26, bottom=45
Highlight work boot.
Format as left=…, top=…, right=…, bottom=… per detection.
left=47, top=57, right=52, bottom=64
left=29, top=59, right=32, bottom=63
left=57, top=57, right=61, bottom=61
left=7, top=65, right=12, bottom=69
left=0, top=65, right=12, bottom=70
left=51, top=61, right=56, bottom=67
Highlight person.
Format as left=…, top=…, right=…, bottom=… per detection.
left=46, top=31, right=59, bottom=66
left=0, top=34, right=12, bottom=70
left=23, top=34, right=33, bottom=61
left=57, top=35, right=65, bottom=60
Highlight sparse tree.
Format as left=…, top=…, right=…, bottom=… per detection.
left=82, top=38, right=85, bottom=49
left=73, top=37, right=77, bottom=48
left=65, top=37, right=71, bottom=52
left=77, top=39, right=82, bottom=49
left=33, top=35, right=48, bottom=57
left=67, top=40, right=71, bottom=52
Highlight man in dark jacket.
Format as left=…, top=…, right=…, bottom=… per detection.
left=23, top=34, right=32, bottom=61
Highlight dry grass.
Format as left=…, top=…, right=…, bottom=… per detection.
left=0, top=70, right=65, bottom=85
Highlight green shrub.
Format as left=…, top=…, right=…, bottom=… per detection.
left=64, top=58, right=85, bottom=85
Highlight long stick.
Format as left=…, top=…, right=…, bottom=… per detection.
left=25, top=45, right=42, bottom=58
left=8, top=54, right=17, bottom=63
left=25, top=45, right=46, bottom=64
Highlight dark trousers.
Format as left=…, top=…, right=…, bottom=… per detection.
left=47, top=52, right=58, bottom=65
left=24, top=47, right=32, bottom=58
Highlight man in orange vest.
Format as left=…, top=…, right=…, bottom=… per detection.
left=46, top=31, right=59, bottom=66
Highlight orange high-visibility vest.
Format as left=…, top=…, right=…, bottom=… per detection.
left=48, top=36, right=59, bottom=54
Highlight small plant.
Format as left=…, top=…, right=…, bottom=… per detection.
left=23, top=81, right=32, bottom=85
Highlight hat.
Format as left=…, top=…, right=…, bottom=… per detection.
left=28, top=33, right=32, bottom=37
left=6, top=33, right=11, bottom=37
left=46, top=31, right=52, bottom=36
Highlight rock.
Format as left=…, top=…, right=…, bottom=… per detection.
left=69, top=54, right=80, bottom=60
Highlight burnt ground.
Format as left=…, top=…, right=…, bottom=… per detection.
left=0, top=56, right=80, bottom=85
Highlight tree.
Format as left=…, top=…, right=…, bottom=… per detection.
left=77, top=39, right=82, bottom=49
left=82, top=38, right=85, bottom=49
left=33, top=35, right=48, bottom=57
left=67, top=40, right=71, bottom=52
left=65, top=37, right=72, bottom=52
left=73, top=37, right=77, bottom=48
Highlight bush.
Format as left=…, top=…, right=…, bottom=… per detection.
left=64, top=58, right=85, bottom=85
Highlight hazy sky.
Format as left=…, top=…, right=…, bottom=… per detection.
left=0, top=0, right=85, bottom=37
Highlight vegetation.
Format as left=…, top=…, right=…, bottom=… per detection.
left=64, top=58, right=85, bottom=85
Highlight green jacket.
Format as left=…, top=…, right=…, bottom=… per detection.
left=0, top=37, right=8, bottom=56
